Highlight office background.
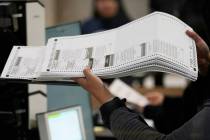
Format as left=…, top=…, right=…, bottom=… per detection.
left=1, top=0, right=209, bottom=140
left=44, top=0, right=149, bottom=27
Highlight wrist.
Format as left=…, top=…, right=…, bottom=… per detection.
left=93, top=85, right=113, bottom=105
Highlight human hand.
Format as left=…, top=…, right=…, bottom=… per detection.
left=186, top=30, right=210, bottom=75
left=145, top=91, right=165, bottom=106
left=74, top=68, right=112, bottom=104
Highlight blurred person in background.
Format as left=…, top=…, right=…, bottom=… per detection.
left=82, top=0, right=130, bottom=34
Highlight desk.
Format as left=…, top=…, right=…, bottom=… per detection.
left=137, top=87, right=184, bottom=97
left=94, top=126, right=116, bottom=140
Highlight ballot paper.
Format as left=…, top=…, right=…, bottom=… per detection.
left=1, top=46, right=45, bottom=79
left=109, top=79, right=150, bottom=107
left=1, top=12, right=198, bottom=82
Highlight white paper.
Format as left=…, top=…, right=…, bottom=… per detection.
left=1, top=46, right=45, bottom=79
left=0, top=12, right=198, bottom=81
left=109, top=79, right=150, bottom=107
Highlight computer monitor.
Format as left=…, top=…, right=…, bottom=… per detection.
left=46, top=22, right=81, bottom=40
left=37, top=106, right=86, bottom=140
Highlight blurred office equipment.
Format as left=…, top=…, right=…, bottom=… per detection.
left=0, top=0, right=45, bottom=139
left=28, top=90, right=47, bottom=129
left=37, top=106, right=86, bottom=140
left=46, top=22, right=95, bottom=140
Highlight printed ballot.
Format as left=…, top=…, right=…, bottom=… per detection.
left=1, top=12, right=198, bottom=82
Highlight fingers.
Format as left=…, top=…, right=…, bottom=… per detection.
left=74, top=67, right=102, bottom=87
left=74, top=67, right=93, bottom=84
left=74, top=68, right=97, bottom=85
left=83, top=67, right=91, bottom=79
left=74, top=78, right=87, bottom=87
left=186, top=30, right=202, bottom=43
left=83, top=67, right=98, bottom=81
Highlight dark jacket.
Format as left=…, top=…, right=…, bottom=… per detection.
left=100, top=98, right=210, bottom=140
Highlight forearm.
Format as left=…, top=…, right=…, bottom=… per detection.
left=92, top=84, right=113, bottom=105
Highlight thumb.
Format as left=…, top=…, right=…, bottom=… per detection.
left=186, top=30, right=202, bottom=43
left=83, top=67, right=103, bottom=84
left=83, top=67, right=96, bottom=81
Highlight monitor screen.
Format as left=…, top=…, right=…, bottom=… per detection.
left=37, top=106, right=86, bottom=140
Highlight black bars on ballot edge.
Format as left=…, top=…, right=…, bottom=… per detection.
left=0, top=78, right=79, bottom=86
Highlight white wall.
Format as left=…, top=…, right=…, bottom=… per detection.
left=44, top=0, right=58, bottom=27
left=124, top=0, right=150, bottom=19
left=57, top=0, right=92, bottom=24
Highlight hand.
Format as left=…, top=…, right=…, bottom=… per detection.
left=145, top=92, right=165, bottom=106
left=74, top=68, right=112, bottom=105
left=186, top=30, right=210, bottom=75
